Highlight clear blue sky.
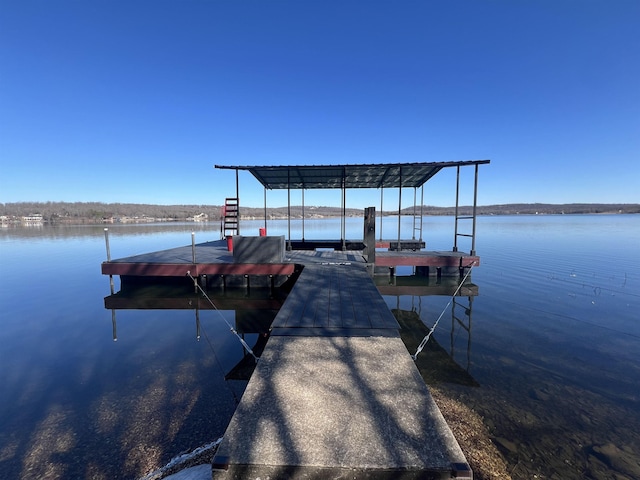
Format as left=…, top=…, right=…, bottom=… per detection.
left=1, top=1, right=638, bottom=209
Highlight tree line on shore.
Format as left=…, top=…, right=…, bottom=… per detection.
left=1, top=201, right=638, bottom=224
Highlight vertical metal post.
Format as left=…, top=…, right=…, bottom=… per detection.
left=341, top=167, right=346, bottom=250
left=419, top=185, right=424, bottom=242
left=453, top=166, right=460, bottom=252
left=397, top=166, right=402, bottom=249
left=263, top=188, right=267, bottom=233
left=287, top=169, right=291, bottom=250
left=412, top=187, right=417, bottom=240
left=104, top=227, right=114, bottom=292
left=104, top=228, right=111, bottom=261
left=379, top=187, right=384, bottom=242
left=191, top=232, right=197, bottom=292
left=302, top=189, right=305, bottom=241
left=471, top=163, right=479, bottom=256
left=235, top=169, right=240, bottom=235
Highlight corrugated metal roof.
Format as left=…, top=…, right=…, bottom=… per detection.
left=215, top=160, right=490, bottom=189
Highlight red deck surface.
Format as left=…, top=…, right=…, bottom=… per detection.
left=100, top=239, right=478, bottom=278
left=101, top=262, right=295, bottom=277
left=375, top=251, right=479, bottom=268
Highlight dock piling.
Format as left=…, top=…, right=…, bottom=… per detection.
left=191, top=232, right=196, bottom=263
left=104, top=228, right=115, bottom=293
left=104, top=228, right=111, bottom=261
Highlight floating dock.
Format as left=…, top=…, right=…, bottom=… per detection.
left=102, top=242, right=474, bottom=479
left=101, top=239, right=478, bottom=285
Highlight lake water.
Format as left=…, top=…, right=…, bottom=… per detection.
left=1, top=215, right=639, bottom=479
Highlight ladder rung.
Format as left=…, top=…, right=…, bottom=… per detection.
left=454, top=319, right=471, bottom=329
left=456, top=233, right=473, bottom=238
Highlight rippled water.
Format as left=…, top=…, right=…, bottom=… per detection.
left=0, top=215, right=638, bottom=479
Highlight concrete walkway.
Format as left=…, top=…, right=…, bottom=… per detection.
left=164, top=464, right=211, bottom=480
left=210, top=256, right=471, bottom=479
left=212, top=335, right=469, bottom=479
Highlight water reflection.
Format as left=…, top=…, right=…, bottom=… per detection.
left=376, top=274, right=480, bottom=387
left=104, top=281, right=285, bottom=381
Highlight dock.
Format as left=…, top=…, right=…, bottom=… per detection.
left=102, top=241, right=473, bottom=479
left=101, top=239, right=478, bottom=286
left=211, top=252, right=472, bottom=479
left=99, top=160, right=493, bottom=478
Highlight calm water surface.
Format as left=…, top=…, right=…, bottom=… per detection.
left=0, top=216, right=638, bottom=479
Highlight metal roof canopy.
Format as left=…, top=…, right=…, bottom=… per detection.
left=215, top=160, right=490, bottom=190
left=214, top=160, right=490, bottom=254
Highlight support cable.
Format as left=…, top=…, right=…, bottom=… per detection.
left=187, top=271, right=259, bottom=362
left=411, top=262, right=476, bottom=360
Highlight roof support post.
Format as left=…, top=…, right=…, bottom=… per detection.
left=412, top=187, right=417, bottom=240
left=471, top=163, right=479, bottom=256
left=420, top=185, right=424, bottom=242
left=236, top=169, right=240, bottom=235
left=453, top=166, right=460, bottom=252
left=379, top=187, right=384, bottom=242
left=263, top=188, right=267, bottom=233
left=302, top=189, right=305, bottom=242
left=287, top=169, right=291, bottom=251
left=397, top=166, right=402, bottom=249
left=341, top=167, right=346, bottom=251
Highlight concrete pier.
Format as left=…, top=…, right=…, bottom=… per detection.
left=212, top=253, right=472, bottom=479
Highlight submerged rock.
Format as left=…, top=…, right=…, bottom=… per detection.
left=589, top=443, right=640, bottom=478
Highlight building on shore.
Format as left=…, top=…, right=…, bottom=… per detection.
left=21, top=214, right=43, bottom=225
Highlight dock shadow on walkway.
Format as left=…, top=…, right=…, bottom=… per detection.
left=212, top=254, right=472, bottom=479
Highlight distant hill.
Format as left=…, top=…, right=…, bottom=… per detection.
left=1, top=201, right=638, bottom=224
left=400, top=203, right=640, bottom=216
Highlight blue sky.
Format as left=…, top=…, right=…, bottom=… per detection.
left=1, top=1, right=638, bottom=209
